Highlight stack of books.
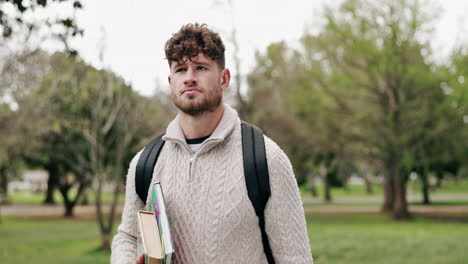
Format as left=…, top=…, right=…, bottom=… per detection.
left=137, top=182, right=174, bottom=264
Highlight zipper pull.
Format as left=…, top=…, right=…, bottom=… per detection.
left=189, top=155, right=194, bottom=180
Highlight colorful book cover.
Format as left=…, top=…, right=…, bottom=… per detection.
left=151, top=181, right=174, bottom=264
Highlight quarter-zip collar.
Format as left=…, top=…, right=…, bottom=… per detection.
left=163, top=104, right=239, bottom=155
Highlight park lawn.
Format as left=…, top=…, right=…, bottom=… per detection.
left=7, top=189, right=125, bottom=205
left=408, top=178, right=468, bottom=194
left=308, top=213, right=468, bottom=264
left=1, top=212, right=467, bottom=264
left=300, top=178, right=468, bottom=198
left=0, top=217, right=110, bottom=264
left=300, top=183, right=384, bottom=198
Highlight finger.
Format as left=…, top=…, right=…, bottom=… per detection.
left=135, top=253, right=145, bottom=264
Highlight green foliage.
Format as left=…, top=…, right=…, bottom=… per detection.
left=25, top=51, right=170, bottom=183
left=246, top=41, right=313, bottom=184
left=247, top=0, right=466, bottom=217
left=0, top=0, right=83, bottom=45
left=0, top=48, right=172, bottom=224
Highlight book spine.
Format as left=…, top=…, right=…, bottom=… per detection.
left=152, top=182, right=167, bottom=262
left=155, top=182, right=174, bottom=254
left=137, top=211, right=149, bottom=255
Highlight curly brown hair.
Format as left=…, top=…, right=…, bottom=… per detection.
left=165, top=23, right=226, bottom=69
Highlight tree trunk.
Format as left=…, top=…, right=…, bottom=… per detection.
left=64, top=202, right=75, bottom=217
left=43, top=166, right=59, bottom=205
left=364, top=173, right=373, bottom=195
left=392, top=176, right=410, bottom=219
left=341, top=168, right=350, bottom=192
left=80, top=187, right=89, bottom=205
left=307, top=174, right=318, bottom=197
left=435, top=174, right=443, bottom=189
left=101, top=183, right=121, bottom=251
left=381, top=174, right=394, bottom=213
left=323, top=173, right=332, bottom=203
left=320, top=165, right=332, bottom=202
left=421, top=173, right=430, bottom=205
left=0, top=167, right=8, bottom=204
left=309, top=184, right=318, bottom=197
left=101, top=231, right=111, bottom=251
left=59, top=183, right=84, bottom=218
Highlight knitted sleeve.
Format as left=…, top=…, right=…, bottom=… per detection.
left=111, top=151, right=145, bottom=264
left=264, top=137, right=313, bottom=264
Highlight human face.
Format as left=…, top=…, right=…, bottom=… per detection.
left=168, top=53, right=230, bottom=116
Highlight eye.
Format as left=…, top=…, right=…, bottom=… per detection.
left=197, top=66, right=207, bottom=70
left=175, top=68, right=186, bottom=73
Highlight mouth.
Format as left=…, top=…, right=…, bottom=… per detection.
left=182, top=88, right=201, bottom=96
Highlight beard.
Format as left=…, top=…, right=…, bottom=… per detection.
left=172, top=86, right=223, bottom=116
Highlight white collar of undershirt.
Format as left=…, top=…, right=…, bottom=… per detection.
left=188, top=143, right=203, bottom=153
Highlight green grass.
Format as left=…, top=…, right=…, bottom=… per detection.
left=6, top=191, right=62, bottom=204
left=308, top=213, right=468, bottom=264
left=300, top=178, right=468, bottom=199
left=408, top=178, right=468, bottom=194
left=7, top=189, right=125, bottom=205
left=1, top=212, right=467, bottom=264
left=0, top=217, right=111, bottom=264
left=300, top=183, right=383, bottom=198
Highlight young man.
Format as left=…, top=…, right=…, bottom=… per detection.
left=111, top=23, right=313, bottom=264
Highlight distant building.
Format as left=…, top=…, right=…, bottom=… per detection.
left=9, top=170, right=49, bottom=193
left=348, top=175, right=365, bottom=185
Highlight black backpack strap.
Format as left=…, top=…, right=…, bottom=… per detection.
left=135, top=134, right=166, bottom=203
left=241, top=121, right=275, bottom=264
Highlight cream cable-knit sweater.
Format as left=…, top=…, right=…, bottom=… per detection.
left=111, top=105, right=313, bottom=264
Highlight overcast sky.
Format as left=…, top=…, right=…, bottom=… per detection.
left=56, top=0, right=468, bottom=96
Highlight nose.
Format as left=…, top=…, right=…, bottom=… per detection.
left=183, top=68, right=197, bottom=87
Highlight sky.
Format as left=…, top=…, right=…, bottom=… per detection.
left=45, top=0, right=468, bottom=96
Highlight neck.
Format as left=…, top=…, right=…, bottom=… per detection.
left=179, top=103, right=225, bottom=139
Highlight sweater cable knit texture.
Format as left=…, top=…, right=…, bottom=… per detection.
left=111, top=105, right=313, bottom=264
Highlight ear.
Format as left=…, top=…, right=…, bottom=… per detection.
left=220, top=68, right=231, bottom=91
left=168, top=75, right=172, bottom=85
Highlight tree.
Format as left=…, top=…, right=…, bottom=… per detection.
left=0, top=0, right=82, bottom=54
left=437, top=47, right=468, bottom=180
left=24, top=52, right=98, bottom=216
left=1, top=0, right=83, bottom=203
left=247, top=41, right=342, bottom=202
left=85, top=70, right=170, bottom=250
left=248, top=0, right=460, bottom=218
left=0, top=49, right=52, bottom=203
left=247, top=42, right=313, bottom=185
left=27, top=51, right=171, bottom=248
left=296, top=0, right=453, bottom=218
